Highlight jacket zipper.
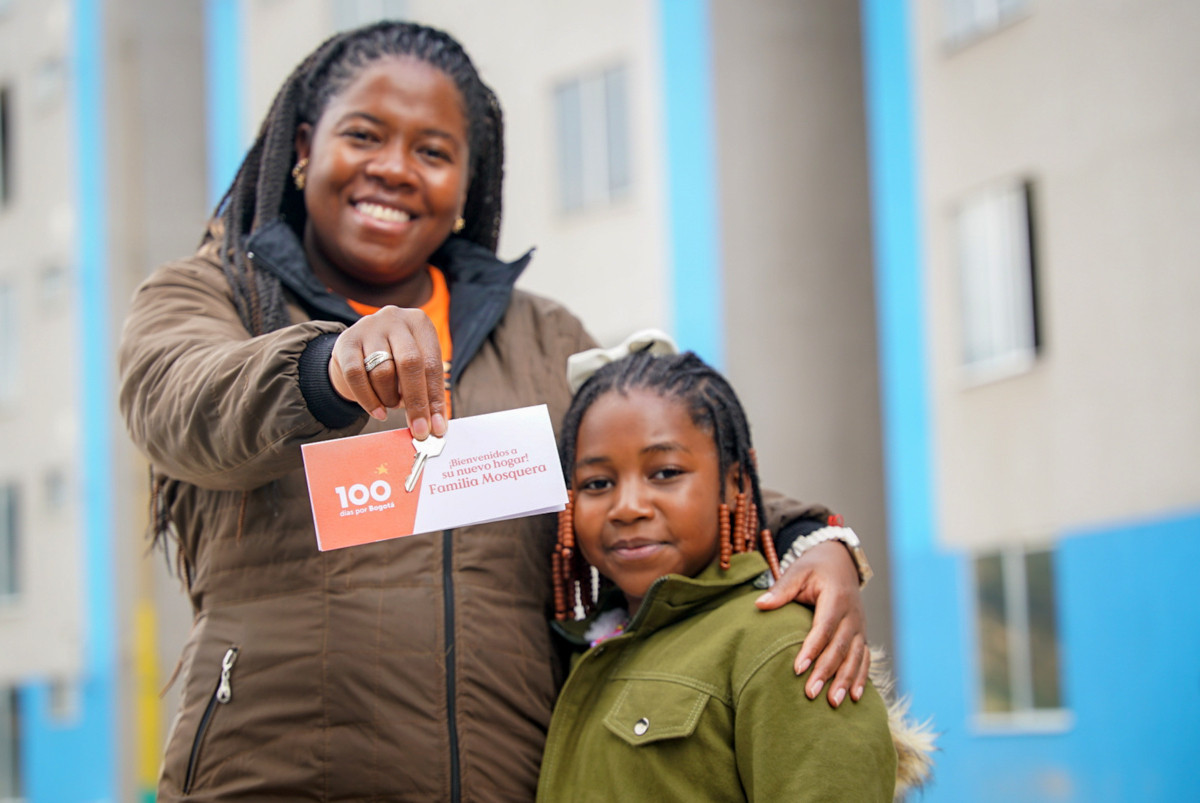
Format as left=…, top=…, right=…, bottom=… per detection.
left=183, top=646, right=239, bottom=794
left=442, top=530, right=461, bottom=802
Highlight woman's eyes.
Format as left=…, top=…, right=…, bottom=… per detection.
left=337, top=132, right=452, bottom=162
left=342, top=128, right=379, bottom=143
left=418, top=145, right=454, bottom=163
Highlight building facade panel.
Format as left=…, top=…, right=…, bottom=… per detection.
left=868, top=1, right=1200, bottom=799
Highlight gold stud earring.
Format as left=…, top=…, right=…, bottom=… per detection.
left=452, top=216, right=465, bottom=233
left=292, top=158, right=309, bottom=191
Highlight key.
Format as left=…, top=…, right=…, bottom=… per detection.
left=405, top=434, right=445, bottom=493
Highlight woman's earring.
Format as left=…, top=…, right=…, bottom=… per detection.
left=452, top=216, right=465, bottom=233
left=292, top=158, right=309, bottom=191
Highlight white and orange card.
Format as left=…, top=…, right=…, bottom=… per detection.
left=301, top=404, right=567, bottom=551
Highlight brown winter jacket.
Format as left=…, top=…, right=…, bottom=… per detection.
left=119, top=220, right=830, bottom=802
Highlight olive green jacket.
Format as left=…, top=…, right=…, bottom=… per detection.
left=538, top=554, right=896, bottom=802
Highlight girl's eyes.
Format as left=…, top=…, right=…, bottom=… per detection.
left=342, top=128, right=378, bottom=143
left=577, top=476, right=614, bottom=493
left=650, top=466, right=685, bottom=481
left=575, top=467, right=686, bottom=491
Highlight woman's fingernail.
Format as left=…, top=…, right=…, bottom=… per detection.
left=795, top=658, right=811, bottom=676
left=432, top=413, right=448, bottom=436
left=853, top=685, right=865, bottom=701
left=833, top=687, right=846, bottom=707
left=370, top=407, right=387, bottom=421
left=808, top=679, right=824, bottom=699
left=411, top=417, right=430, bottom=440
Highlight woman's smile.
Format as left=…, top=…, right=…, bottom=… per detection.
left=353, top=200, right=413, bottom=225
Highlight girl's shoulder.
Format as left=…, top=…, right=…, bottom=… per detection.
left=706, top=582, right=815, bottom=668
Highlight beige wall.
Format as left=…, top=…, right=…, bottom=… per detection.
left=914, top=0, right=1200, bottom=550
left=0, top=0, right=85, bottom=685
left=712, top=0, right=892, bottom=649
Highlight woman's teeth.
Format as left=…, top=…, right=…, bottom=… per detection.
left=356, top=202, right=410, bottom=223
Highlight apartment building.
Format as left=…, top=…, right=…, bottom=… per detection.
left=10, top=1, right=1194, bottom=800
left=863, top=1, right=1200, bottom=799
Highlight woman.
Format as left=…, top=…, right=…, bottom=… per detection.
left=119, top=21, right=871, bottom=801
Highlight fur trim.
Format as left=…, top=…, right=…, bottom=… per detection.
left=869, top=648, right=937, bottom=799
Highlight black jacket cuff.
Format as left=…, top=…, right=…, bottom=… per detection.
left=299, top=332, right=365, bottom=429
left=773, top=516, right=827, bottom=556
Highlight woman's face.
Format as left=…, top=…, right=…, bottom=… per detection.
left=295, top=55, right=470, bottom=298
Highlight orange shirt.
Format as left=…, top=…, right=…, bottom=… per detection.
left=346, top=267, right=453, bottom=418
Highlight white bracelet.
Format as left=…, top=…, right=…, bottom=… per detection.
left=778, top=525, right=873, bottom=588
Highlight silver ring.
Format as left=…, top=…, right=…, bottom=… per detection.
left=364, top=350, right=393, bottom=372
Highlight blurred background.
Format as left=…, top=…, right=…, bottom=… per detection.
left=0, top=0, right=1197, bottom=800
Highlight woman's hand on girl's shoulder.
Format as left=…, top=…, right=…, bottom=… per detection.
left=755, top=541, right=870, bottom=708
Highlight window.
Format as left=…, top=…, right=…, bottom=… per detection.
left=0, top=484, right=16, bottom=600
left=974, top=547, right=1065, bottom=727
left=954, top=179, right=1039, bottom=382
left=0, top=85, right=11, bottom=206
left=333, top=0, right=408, bottom=30
left=554, top=65, right=631, bottom=212
left=944, top=0, right=1028, bottom=46
left=0, top=282, right=14, bottom=402
left=0, top=687, right=19, bottom=802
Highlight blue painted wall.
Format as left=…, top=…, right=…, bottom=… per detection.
left=659, top=0, right=723, bottom=368
left=860, top=1, right=1200, bottom=800
left=204, top=0, right=246, bottom=208
left=22, top=0, right=118, bottom=800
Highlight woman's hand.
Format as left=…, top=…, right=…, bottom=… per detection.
left=328, top=306, right=449, bottom=439
left=755, top=541, right=869, bottom=708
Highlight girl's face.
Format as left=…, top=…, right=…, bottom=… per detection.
left=572, top=389, right=736, bottom=615
left=295, top=55, right=470, bottom=305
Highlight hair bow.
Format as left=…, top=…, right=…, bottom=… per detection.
left=566, top=329, right=679, bottom=394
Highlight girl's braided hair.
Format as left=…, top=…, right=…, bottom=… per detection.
left=212, top=20, right=505, bottom=335
left=553, top=350, right=778, bottom=620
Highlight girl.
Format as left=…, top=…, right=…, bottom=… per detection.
left=539, top=348, right=931, bottom=801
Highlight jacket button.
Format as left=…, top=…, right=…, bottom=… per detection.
left=633, top=718, right=649, bottom=736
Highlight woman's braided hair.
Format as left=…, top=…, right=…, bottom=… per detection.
left=553, top=350, right=778, bottom=620
left=212, top=20, right=505, bottom=335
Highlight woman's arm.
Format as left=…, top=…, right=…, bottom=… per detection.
left=757, top=491, right=872, bottom=707
left=119, top=257, right=365, bottom=490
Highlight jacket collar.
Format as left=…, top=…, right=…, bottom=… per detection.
left=632, top=553, right=769, bottom=635
left=245, top=220, right=360, bottom=325
left=245, top=220, right=534, bottom=383
left=553, top=553, right=770, bottom=646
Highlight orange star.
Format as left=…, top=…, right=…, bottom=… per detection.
left=376, top=464, right=389, bottom=475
